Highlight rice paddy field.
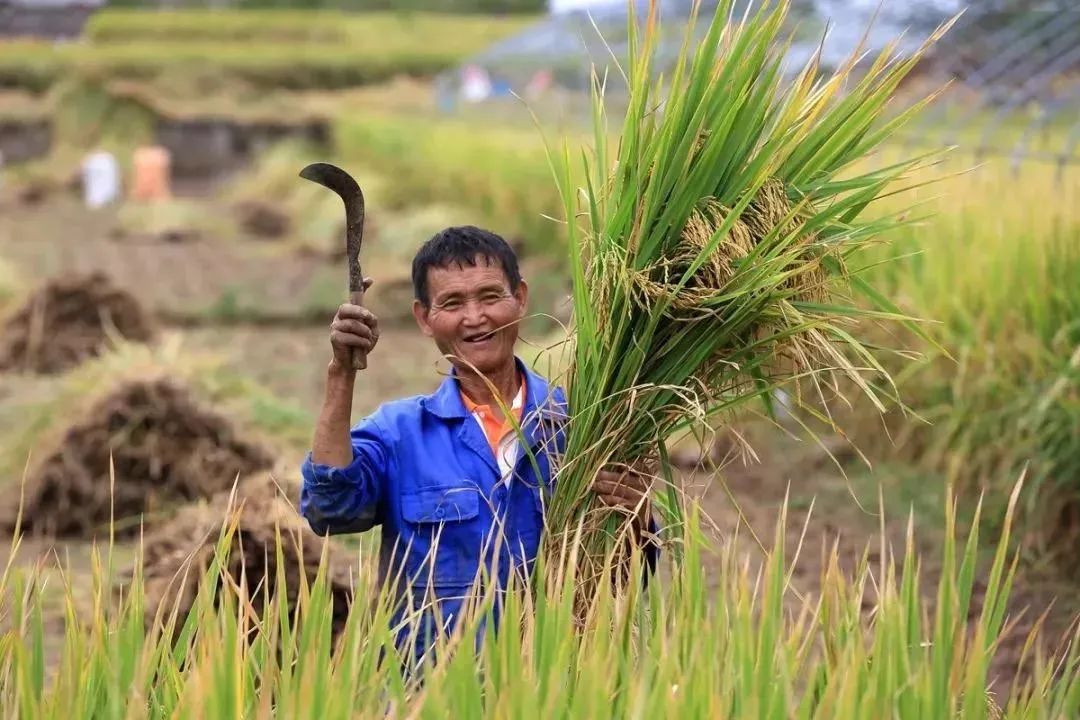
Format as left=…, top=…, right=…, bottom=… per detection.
left=1, top=2, right=1079, bottom=716
left=0, top=11, right=535, bottom=92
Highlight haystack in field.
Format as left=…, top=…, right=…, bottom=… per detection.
left=234, top=199, right=290, bottom=239
left=0, top=272, right=155, bottom=374
left=4, top=376, right=273, bottom=538
left=139, top=473, right=354, bottom=640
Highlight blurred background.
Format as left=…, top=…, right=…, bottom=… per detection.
left=0, top=0, right=1077, bottom=684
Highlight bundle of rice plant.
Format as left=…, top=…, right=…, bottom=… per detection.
left=539, top=0, right=953, bottom=600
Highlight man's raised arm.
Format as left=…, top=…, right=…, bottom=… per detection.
left=301, top=299, right=385, bottom=536
left=312, top=296, right=378, bottom=466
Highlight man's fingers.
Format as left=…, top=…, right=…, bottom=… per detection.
left=337, top=303, right=379, bottom=327
left=593, top=480, right=646, bottom=505
left=597, top=493, right=644, bottom=512
left=362, top=277, right=375, bottom=291
left=332, top=318, right=375, bottom=339
left=331, top=331, right=375, bottom=351
left=600, top=465, right=653, bottom=484
left=593, top=479, right=625, bottom=495
left=594, top=477, right=634, bottom=491
left=613, top=472, right=650, bottom=492
left=594, top=473, right=651, bottom=495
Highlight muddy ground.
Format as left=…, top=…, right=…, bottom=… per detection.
left=1, top=184, right=1077, bottom=700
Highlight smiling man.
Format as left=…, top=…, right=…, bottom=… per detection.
left=299, top=225, right=655, bottom=666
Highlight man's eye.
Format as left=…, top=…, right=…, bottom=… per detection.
left=441, top=300, right=461, bottom=310
left=482, top=293, right=502, bottom=303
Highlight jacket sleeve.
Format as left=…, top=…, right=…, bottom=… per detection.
left=300, top=415, right=389, bottom=536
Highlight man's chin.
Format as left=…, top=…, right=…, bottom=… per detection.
left=451, top=345, right=513, bottom=375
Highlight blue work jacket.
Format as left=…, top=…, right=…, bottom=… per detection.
left=300, top=356, right=657, bottom=666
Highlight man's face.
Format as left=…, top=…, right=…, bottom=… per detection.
left=412, top=257, right=528, bottom=375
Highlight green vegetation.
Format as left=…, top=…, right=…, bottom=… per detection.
left=858, top=157, right=1080, bottom=563
left=100, top=0, right=543, bottom=12
left=86, top=9, right=367, bottom=43
left=86, top=9, right=537, bottom=43
left=0, top=11, right=533, bottom=93
left=0, top=42, right=470, bottom=93
left=48, top=79, right=157, bottom=151
left=336, top=114, right=568, bottom=256
left=2, top=484, right=1078, bottom=716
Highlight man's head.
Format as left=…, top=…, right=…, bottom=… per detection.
left=411, top=226, right=528, bottom=376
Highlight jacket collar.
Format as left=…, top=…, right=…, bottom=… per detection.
left=421, top=356, right=566, bottom=424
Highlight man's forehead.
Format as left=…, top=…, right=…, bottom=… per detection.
left=427, top=258, right=508, bottom=290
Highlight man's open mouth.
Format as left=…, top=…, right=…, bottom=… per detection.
left=462, top=331, right=495, bottom=344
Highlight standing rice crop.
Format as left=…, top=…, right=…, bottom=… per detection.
left=853, top=155, right=1080, bottom=565
left=2, top=481, right=1079, bottom=716
left=540, top=0, right=953, bottom=598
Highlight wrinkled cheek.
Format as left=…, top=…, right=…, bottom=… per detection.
left=500, top=325, right=519, bottom=348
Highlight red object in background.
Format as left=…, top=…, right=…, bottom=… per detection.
left=130, top=146, right=172, bottom=202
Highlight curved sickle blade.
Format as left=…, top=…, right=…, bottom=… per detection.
left=299, top=162, right=365, bottom=293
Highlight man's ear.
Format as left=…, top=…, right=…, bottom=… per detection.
left=412, top=299, right=434, bottom=337
left=514, top=279, right=529, bottom=317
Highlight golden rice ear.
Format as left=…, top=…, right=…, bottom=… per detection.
left=627, top=178, right=827, bottom=319
left=676, top=198, right=754, bottom=289
left=742, top=177, right=793, bottom=239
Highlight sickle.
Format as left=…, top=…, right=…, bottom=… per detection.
left=299, top=162, right=369, bottom=370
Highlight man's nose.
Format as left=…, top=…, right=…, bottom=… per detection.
left=461, top=299, right=485, bottom=326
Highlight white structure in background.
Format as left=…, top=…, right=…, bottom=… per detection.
left=548, top=0, right=617, bottom=12
left=81, top=150, right=120, bottom=209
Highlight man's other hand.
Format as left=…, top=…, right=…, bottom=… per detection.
left=592, top=463, right=653, bottom=527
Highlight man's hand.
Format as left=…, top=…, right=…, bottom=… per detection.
left=313, top=280, right=377, bottom=469
left=592, top=462, right=653, bottom=528
left=329, top=279, right=378, bottom=370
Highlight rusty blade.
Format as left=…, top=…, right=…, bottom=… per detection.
left=299, top=162, right=365, bottom=293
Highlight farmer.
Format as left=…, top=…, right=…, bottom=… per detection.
left=299, top=225, right=657, bottom=665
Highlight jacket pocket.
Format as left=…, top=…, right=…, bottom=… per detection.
left=400, top=487, right=482, bottom=588
left=402, top=487, right=480, bottom=523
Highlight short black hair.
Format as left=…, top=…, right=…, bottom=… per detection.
left=411, top=225, right=522, bottom=306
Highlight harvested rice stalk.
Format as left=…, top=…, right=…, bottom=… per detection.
left=539, top=0, right=953, bottom=605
